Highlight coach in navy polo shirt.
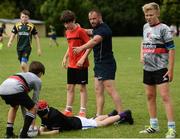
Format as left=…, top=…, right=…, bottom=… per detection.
left=73, top=9, right=132, bottom=119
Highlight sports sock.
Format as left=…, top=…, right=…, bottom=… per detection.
left=66, top=106, right=72, bottom=111
left=6, top=122, right=14, bottom=135
left=20, top=112, right=35, bottom=137
left=150, top=118, right=159, bottom=129
left=80, top=107, right=86, bottom=112
left=168, top=121, right=176, bottom=130
left=119, top=111, right=126, bottom=118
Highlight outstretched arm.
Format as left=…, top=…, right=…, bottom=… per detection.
left=84, top=29, right=93, bottom=36
left=73, top=35, right=102, bottom=54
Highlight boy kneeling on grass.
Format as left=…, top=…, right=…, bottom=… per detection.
left=0, top=61, right=45, bottom=138
left=37, top=99, right=134, bottom=136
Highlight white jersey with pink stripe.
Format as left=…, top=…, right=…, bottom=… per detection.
left=142, top=23, right=175, bottom=71
left=0, top=72, right=41, bottom=103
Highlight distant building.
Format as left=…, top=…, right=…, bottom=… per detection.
left=0, top=18, right=46, bottom=37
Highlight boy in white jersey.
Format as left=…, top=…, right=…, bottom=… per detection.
left=0, top=61, right=45, bottom=138
left=139, top=2, right=176, bottom=138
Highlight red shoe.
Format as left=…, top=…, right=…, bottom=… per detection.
left=78, top=111, right=86, bottom=117
left=63, top=110, right=73, bottom=117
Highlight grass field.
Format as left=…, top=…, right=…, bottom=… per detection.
left=0, top=37, right=179, bottom=138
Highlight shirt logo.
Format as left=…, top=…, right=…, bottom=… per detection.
left=81, top=80, right=86, bottom=83
left=18, top=32, right=29, bottom=36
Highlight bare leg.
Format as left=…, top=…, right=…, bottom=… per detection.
left=80, top=84, right=87, bottom=112
left=96, top=115, right=120, bottom=127
left=49, top=38, right=53, bottom=47
left=95, top=78, right=104, bottom=115
left=53, top=40, right=59, bottom=47
left=95, top=115, right=108, bottom=121
left=103, top=80, right=123, bottom=113
left=145, top=84, right=157, bottom=118
left=158, top=83, right=174, bottom=121
left=21, top=62, right=28, bottom=72
left=6, top=106, right=19, bottom=136
left=65, top=84, right=75, bottom=111
left=7, top=106, right=19, bottom=124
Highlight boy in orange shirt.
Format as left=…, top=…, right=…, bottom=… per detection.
left=60, top=10, right=91, bottom=117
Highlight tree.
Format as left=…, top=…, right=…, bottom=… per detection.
left=0, top=1, right=17, bottom=18
left=161, top=0, right=180, bottom=36
left=40, top=0, right=94, bottom=36
left=12, top=0, right=44, bottom=19
left=90, top=0, right=144, bottom=36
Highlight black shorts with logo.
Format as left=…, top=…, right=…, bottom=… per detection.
left=143, top=68, right=169, bottom=85
left=94, top=61, right=116, bottom=81
left=67, top=67, right=88, bottom=84
left=1, top=92, right=35, bottom=110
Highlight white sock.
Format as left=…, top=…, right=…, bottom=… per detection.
left=168, top=121, right=176, bottom=130
left=150, top=118, right=159, bottom=129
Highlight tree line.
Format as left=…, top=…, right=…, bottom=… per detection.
left=0, top=0, right=179, bottom=36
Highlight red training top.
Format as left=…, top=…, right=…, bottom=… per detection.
left=65, top=26, right=90, bottom=68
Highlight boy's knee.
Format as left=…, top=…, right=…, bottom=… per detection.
left=161, top=95, right=170, bottom=103
left=147, top=94, right=156, bottom=101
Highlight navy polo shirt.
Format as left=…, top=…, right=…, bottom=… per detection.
left=92, top=23, right=115, bottom=64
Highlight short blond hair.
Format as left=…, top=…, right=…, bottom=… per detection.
left=142, top=2, right=160, bottom=13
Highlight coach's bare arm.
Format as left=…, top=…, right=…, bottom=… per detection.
left=73, top=34, right=102, bottom=54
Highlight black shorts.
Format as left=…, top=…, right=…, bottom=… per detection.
left=94, top=61, right=116, bottom=80
left=67, top=68, right=88, bottom=84
left=17, top=47, right=32, bottom=62
left=143, top=68, right=169, bottom=85
left=49, top=34, right=57, bottom=40
left=1, top=92, right=35, bottom=110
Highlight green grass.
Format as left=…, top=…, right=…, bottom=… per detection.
left=0, top=37, right=179, bottom=138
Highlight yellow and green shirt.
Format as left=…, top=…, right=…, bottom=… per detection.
left=12, top=22, right=38, bottom=51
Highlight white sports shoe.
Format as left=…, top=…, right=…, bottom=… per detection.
left=166, top=128, right=176, bottom=138
left=139, top=125, right=159, bottom=134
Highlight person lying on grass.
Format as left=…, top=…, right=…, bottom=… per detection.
left=37, top=100, right=134, bottom=135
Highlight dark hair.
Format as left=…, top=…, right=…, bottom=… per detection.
left=29, top=61, right=45, bottom=75
left=20, top=9, right=30, bottom=17
left=37, top=108, right=49, bottom=117
left=89, top=9, right=102, bottom=16
left=60, top=10, right=76, bottom=23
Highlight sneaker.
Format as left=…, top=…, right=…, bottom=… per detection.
left=63, top=110, right=73, bottom=117
left=166, top=128, right=176, bottom=138
left=5, top=133, right=18, bottom=138
left=108, top=109, right=118, bottom=117
left=139, top=125, right=159, bottom=134
left=116, top=110, right=134, bottom=125
left=78, top=111, right=86, bottom=117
